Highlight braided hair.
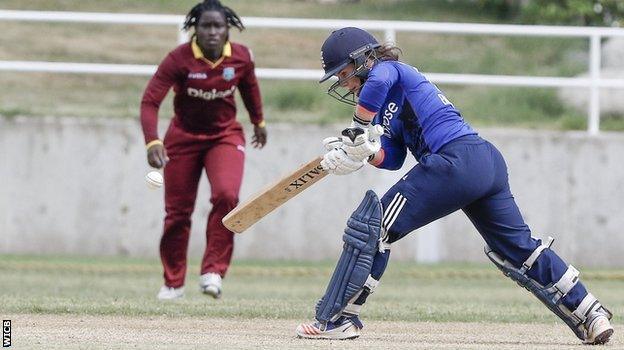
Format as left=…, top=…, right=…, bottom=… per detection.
left=375, top=43, right=402, bottom=61
left=183, top=0, right=244, bottom=32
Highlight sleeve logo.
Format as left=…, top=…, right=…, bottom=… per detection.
left=438, top=93, right=454, bottom=107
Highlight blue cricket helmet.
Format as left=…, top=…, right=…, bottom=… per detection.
left=319, top=27, right=380, bottom=83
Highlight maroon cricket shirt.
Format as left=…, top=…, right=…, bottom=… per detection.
left=140, top=39, right=264, bottom=143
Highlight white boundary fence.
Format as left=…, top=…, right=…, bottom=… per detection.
left=1, top=10, right=624, bottom=134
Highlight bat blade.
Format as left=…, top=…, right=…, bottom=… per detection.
left=222, top=156, right=328, bottom=233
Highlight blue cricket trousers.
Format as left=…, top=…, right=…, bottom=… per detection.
left=379, top=134, right=587, bottom=310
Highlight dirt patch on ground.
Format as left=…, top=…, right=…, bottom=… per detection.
left=6, top=314, right=623, bottom=349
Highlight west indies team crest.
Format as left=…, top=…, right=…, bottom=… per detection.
left=222, top=67, right=235, bottom=81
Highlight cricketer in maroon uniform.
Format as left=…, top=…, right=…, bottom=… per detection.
left=140, top=0, right=267, bottom=300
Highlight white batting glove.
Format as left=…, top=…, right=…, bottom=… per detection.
left=340, top=124, right=384, bottom=162
left=322, top=136, right=343, bottom=151
left=321, top=148, right=364, bottom=175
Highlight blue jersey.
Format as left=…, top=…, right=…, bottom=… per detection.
left=358, top=61, right=477, bottom=169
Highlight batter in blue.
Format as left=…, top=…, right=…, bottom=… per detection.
left=295, top=27, right=614, bottom=345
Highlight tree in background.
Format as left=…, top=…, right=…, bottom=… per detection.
left=475, top=0, right=623, bottom=26
left=475, top=0, right=526, bottom=19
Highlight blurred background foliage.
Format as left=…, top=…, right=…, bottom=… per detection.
left=0, top=0, right=622, bottom=130
left=476, top=0, right=624, bottom=26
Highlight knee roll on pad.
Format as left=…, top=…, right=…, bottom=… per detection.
left=485, top=239, right=612, bottom=341
left=315, top=190, right=382, bottom=323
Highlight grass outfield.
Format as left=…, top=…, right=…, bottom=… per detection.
left=1, top=0, right=615, bottom=130
left=1, top=254, right=623, bottom=323
left=2, top=255, right=623, bottom=349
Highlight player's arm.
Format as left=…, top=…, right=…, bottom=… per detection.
left=353, top=104, right=377, bottom=127
left=343, top=63, right=400, bottom=163
left=322, top=64, right=399, bottom=175
left=140, top=52, right=179, bottom=168
left=238, top=48, right=267, bottom=148
left=369, top=135, right=407, bottom=170
left=353, top=63, right=399, bottom=126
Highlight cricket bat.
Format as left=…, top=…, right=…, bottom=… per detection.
left=222, top=156, right=328, bottom=233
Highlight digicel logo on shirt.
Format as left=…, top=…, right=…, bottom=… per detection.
left=187, top=86, right=236, bottom=101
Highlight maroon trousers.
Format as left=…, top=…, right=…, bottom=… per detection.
left=161, top=119, right=245, bottom=288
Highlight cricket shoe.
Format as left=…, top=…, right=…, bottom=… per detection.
left=199, top=272, right=222, bottom=299
left=296, top=316, right=363, bottom=340
left=583, top=311, right=614, bottom=345
left=157, top=285, right=184, bottom=300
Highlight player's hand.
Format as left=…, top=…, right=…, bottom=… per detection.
left=322, top=136, right=342, bottom=151
left=321, top=148, right=364, bottom=175
left=340, top=124, right=383, bottom=162
left=147, top=143, right=169, bottom=169
left=252, top=124, right=267, bottom=149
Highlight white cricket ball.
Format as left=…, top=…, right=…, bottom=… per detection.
left=145, top=171, right=163, bottom=189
